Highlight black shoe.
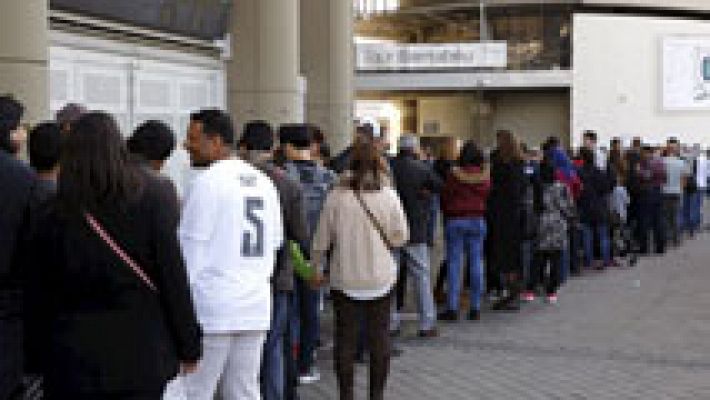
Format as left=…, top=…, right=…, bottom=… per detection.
left=391, top=345, right=404, bottom=358
left=438, top=310, right=458, bottom=322
left=418, top=328, right=439, bottom=338
left=467, top=309, right=480, bottom=321
left=629, top=254, right=639, bottom=267
left=492, top=298, right=520, bottom=312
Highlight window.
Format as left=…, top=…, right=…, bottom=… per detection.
left=354, top=0, right=399, bottom=15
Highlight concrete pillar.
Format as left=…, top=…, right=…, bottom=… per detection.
left=228, top=0, right=302, bottom=133
left=301, top=0, right=354, bottom=153
left=0, top=0, right=49, bottom=123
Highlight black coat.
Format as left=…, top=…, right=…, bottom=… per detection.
left=487, top=159, right=528, bottom=274
left=26, top=171, right=202, bottom=393
left=0, top=152, right=36, bottom=399
left=390, top=154, right=443, bottom=244
left=577, top=164, right=614, bottom=226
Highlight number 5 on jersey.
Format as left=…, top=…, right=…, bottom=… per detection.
left=242, top=197, right=264, bottom=257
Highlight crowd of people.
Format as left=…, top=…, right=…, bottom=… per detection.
left=1, top=93, right=708, bottom=400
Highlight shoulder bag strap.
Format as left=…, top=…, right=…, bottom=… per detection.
left=84, top=212, right=158, bottom=292
left=353, top=191, right=394, bottom=250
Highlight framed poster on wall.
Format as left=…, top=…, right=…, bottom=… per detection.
left=662, top=36, right=710, bottom=110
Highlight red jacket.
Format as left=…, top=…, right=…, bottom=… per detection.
left=441, top=166, right=491, bottom=219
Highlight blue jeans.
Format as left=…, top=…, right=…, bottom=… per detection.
left=427, top=195, right=440, bottom=246
left=261, top=292, right=289, bottom=400
left=445, top=218, right=487, bottom=312
left=684, top=192, right=703, bottom=234
left=560, top=243, right=570, bottom=283
left=294, top=277, right=319, bottom=373
left=581, top=223, right=611, bottom=267
left=391, top=244, right=436, bottom=331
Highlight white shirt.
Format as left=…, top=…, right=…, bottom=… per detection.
left=179, top=158, right=283, bottom=333
left=595, top=147, right=607, bottom=171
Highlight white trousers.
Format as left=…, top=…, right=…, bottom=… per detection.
left=184, top=331, right=267, bottom=400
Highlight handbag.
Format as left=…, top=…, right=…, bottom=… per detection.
left=84, top=212, right=158, bottom=292
left=353, top=191, right=394, bottom=250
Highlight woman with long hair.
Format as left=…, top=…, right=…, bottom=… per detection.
left=439, top=141, right=491, bottom=321
left=26, top=112, right=201, bottom=399
left=311, top=137, right=409, bottom=400
left=528, top=159, right=576, bottom=304
left=487, top=130, right=528, bottom=311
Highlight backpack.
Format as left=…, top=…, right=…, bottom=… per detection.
left=284, top=162, right=335, bottom=244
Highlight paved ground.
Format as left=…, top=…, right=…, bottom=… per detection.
left=300, top=230, right=710, bottom=399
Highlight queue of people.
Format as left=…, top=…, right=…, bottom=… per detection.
left=2, top=92, right=709, bottom=400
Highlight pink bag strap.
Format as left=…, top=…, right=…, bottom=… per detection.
left=84, top=212, right=158, bottom=292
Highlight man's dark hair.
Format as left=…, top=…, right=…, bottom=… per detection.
left=667, top=137, right=680, bottom=145
left=190, top=109, right=234, bottom=146
left=583, top=130, right=597, bottom=142
left=127, top=120, right=176, bottom=162
left=459, top=140, right=484, bottom=167
left=611, top=137, right=622, bottom=147
left=543, top=136, right=560, bottom=153
left=29, top=122, right=62, bottom=172
left=0, top=96, right=24, bottom=154
left=279, top=124, right=312, bottom=150
left=241, top=120, right=274, bottom=151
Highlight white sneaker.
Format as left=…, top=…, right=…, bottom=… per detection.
left=298, top=368, right=321, bottom=385
left=545, top=294, right=558, bottom=305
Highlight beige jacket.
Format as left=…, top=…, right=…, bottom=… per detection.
left=311, top=180, right=409, bottom=292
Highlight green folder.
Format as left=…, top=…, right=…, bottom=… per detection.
left=289, top=241, right=316, bottom=281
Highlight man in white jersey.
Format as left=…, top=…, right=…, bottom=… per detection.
left=180, top=109, right=283, bottom=400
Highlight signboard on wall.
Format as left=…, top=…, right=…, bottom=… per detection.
left=356, top=42, right=508, bottom=71
left=662, top=36, right=710, bottom=110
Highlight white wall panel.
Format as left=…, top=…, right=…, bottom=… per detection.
left=49, top=33, right=226, bottom=195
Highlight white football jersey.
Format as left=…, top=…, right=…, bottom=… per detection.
left=179, top=158, right=283, bottom=333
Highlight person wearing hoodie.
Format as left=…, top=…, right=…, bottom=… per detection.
left=438, top=141, right=491, bottom=321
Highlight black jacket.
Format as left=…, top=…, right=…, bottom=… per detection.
left=390, top=153, right=443, bottom=244
left=487, top=159, right=528, bottom=274
left=0, top=152, right=36, bottom=399
left=26, top=170, right=202, bottom=393
left=577, top=164, right=614, bottom=225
